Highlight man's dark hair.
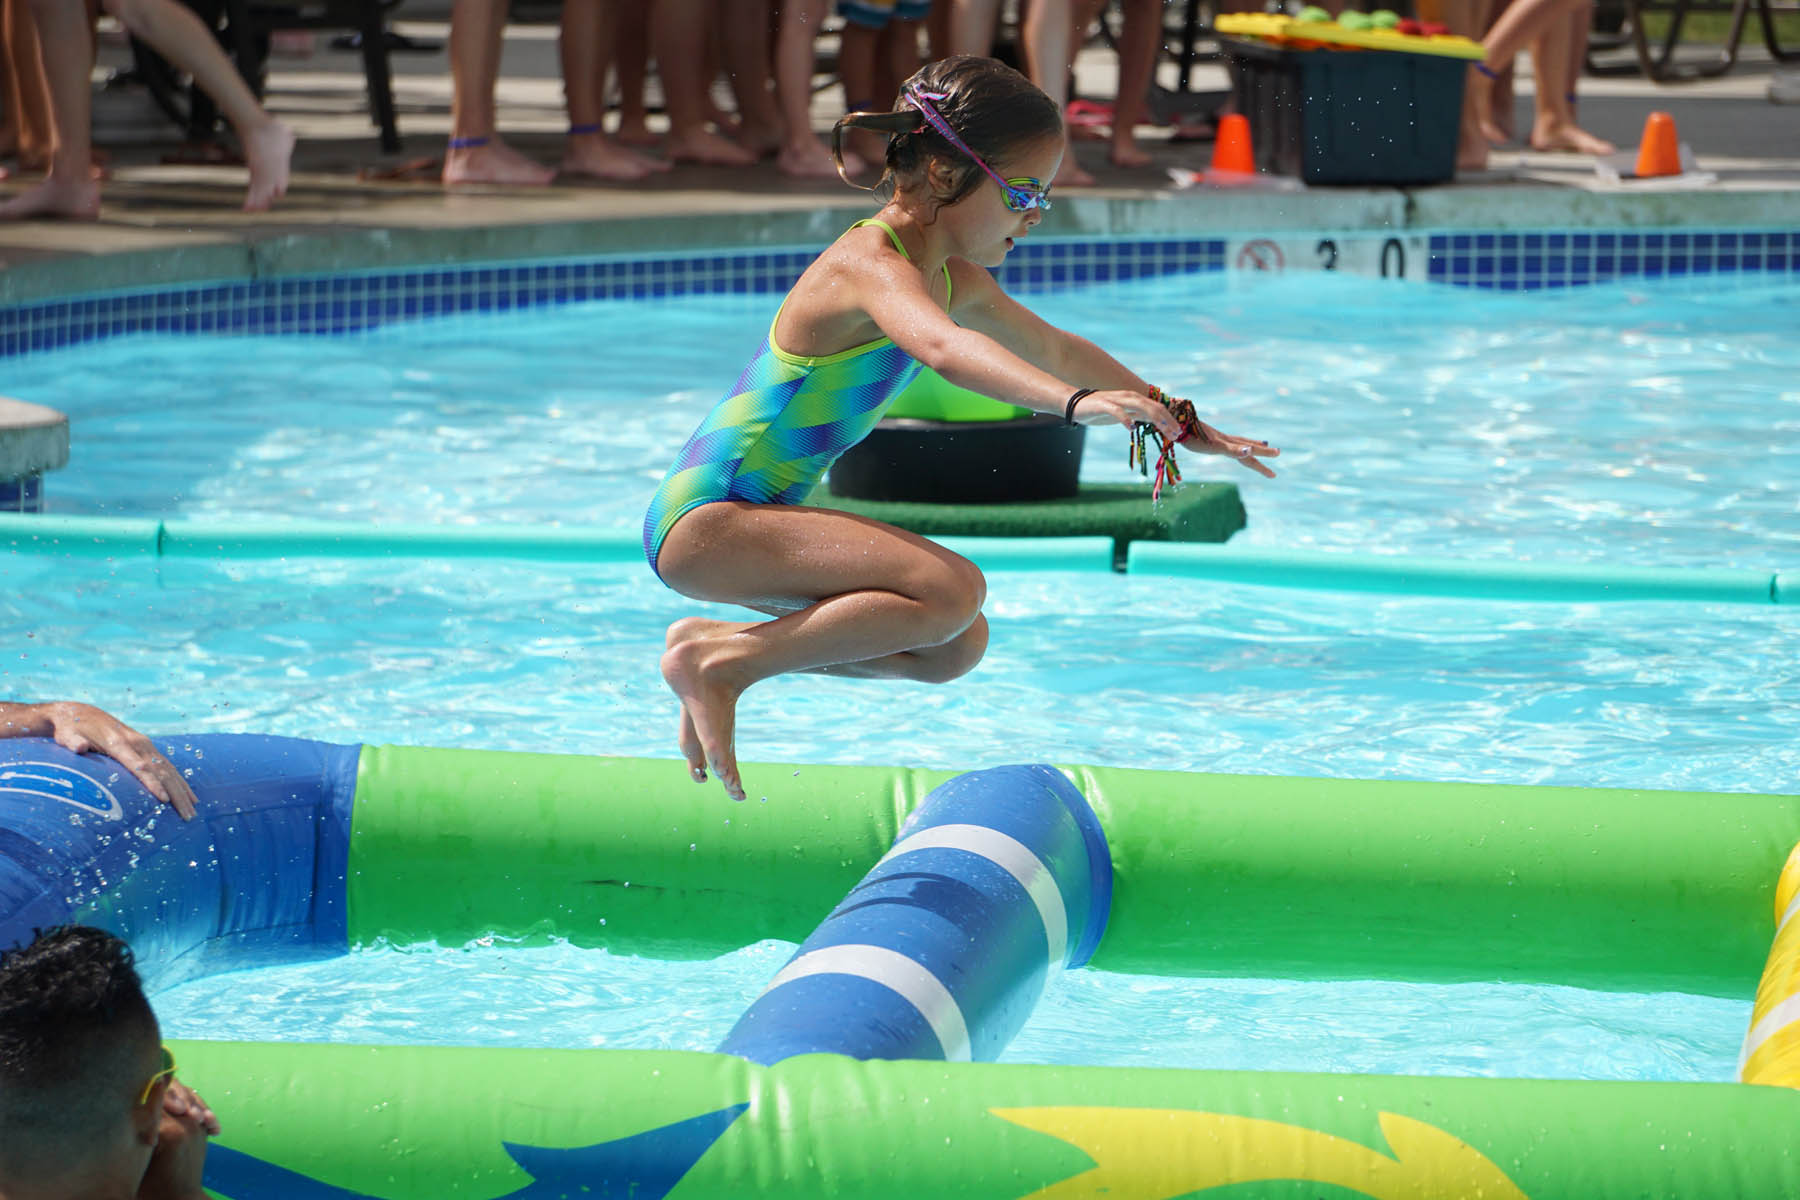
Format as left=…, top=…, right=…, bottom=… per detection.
left=0, top=926, right=159, bottom=1162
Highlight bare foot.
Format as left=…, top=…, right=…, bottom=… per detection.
left=661, top=618, right=750, bottom=801
left=666, top=127, right=758, bottom=167
left=1457, top=143, right=1491, bottom=172
left=1109, top=137, right=1152, bottom=169
left=616, top=119, right=660, bottom=148
left=736, top=122, right=785, bottom=161
left=442, top=137, right=556, bottom=187
left=241, top=119, right=296, bottom=212
left=777, top=136, right=856, bottom=179
left=0, top=173, right=100, bottom=221
left=1069, top=122, right=1106, bottom=142
left=1530, top=118, right=1616, bottom=156
left=1053, top=157, right=1096, bottom=187
left=1469, top=73, right=1509, bottom=145
left=561, top=134, right=670, bottom=181
left=702, top=102, right=741, bottom=138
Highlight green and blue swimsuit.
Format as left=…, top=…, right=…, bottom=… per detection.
left=642, top=221, right=952, bottom=577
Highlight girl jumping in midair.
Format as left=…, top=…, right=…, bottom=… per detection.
left=643, top=55, right=1279, bottom=801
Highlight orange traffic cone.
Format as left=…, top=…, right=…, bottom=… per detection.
left=1633, top=111, right=1682, bottom=178
left=1211, top=113, right=1257, bottom=175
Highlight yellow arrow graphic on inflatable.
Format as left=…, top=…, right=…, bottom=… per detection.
left=991, top=1107, right=1530, bottom=1200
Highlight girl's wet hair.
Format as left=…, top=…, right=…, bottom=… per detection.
left=832, top=55, right=1062, bottom=217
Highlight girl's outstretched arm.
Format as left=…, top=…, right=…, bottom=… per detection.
left=847, top=248, right=1184, bottom=443
left=944, top=259, right=1281, bottom=478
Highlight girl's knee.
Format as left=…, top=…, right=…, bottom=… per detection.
left=915, top=614, right=989, bottom=683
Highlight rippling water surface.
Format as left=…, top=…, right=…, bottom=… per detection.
left=7, top=270, right=1795, bottom=1078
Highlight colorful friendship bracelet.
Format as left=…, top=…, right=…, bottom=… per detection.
left=447, top=136, right=490, bottom=150
left=1130, top=386, right=1204, bottom=502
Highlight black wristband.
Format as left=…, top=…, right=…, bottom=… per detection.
left=1064, top=388, right=1098, bottom=425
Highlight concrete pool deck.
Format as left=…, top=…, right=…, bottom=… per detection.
left=0, top=19, right=1796, bottom=305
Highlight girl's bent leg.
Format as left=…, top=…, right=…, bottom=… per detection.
left=654, top=502, right=990, bottom=800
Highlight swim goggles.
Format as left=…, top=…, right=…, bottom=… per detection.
left=138, top=1044, right=176, bottom=1105
left=903, top=87, right=1053, bottom=214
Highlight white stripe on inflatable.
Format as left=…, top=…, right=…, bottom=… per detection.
left=1737, top=992, right=1800, bottom=1080
left=878, top=823, right=1068, bottom=970
left=764, top=944, right=972, bottom=1062
left=1779, top=891, right=1800, bottom=939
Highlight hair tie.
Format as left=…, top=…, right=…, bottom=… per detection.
left=1065, top=388, right=1097, bottom=425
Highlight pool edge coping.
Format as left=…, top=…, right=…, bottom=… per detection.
left=7, top=185, right=1799, bottom=309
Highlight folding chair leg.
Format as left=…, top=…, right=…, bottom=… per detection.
left=1625, top=0, right=1739, bottom=78
left=357, top=7, right=402, bottom=151
left=1756, top=0, right=1800, bottom=60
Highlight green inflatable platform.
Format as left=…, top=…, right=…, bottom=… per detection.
left=821, top=481, right=1247, bottom=563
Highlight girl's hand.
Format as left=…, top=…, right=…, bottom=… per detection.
left=1180, top=421, right=1281, bottom=479
left=1069, top=389, right=1184, bottom=442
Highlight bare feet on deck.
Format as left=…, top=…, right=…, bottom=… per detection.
left=1053, top=156, right=1096, bottom=188
left=615, top=119, right=660, bottom=148
left=0, top=173, right=100, bottom=220
left=666, top=127, right=759, bottom=167
left=442, top=137, right=556, bottom=187
left=662, top=617, right=750, bottom=802
left=561, top=133, right=670, bottom=181
left=777, top=136, right=857, bottom=179
left=1530, top=117, right=1616, bottom=156
left=242, top=120, right=296, bottom=212
left=1109, top=136, right=1152, bottom=168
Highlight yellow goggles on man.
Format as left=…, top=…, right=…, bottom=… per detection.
left=138, top=1045, right=176, bottom=1105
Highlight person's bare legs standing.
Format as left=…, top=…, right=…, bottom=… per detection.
left=1469, top=0, right=1612, bottom=158
left=2, top=0, right=293, bottom=217
left=613, top=0, right=658, bottom=145
left=775, top=0, right=860, bottom=176
left=560, top=0, right=670, bottom=178
left=443, top=0, right=554, bottom=185
left=1092, top=0, right=1157, bottom=167
left=1525, top=10, right=1612, bottom=152
left=1019, top=0, right=1090, bottom=183
left=1, top=0, right=55, bottom=176
left=719, top=0, right=785, bottom=156
left=656, top=0, right=758, bottom=164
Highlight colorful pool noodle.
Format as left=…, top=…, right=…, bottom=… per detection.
left=5, top=735, right=1800, bottom=1199
left=718, top=764, right=1110, bottom=1064
left=1739, top=840, right=1800, bottom=1087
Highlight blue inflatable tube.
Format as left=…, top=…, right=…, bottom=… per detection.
left=0, top=733, right=360, bottom=982
left=717, top=764, right=1111, bottom=1064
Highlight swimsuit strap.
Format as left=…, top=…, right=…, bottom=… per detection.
left=849, top=218, right=954, bottom=304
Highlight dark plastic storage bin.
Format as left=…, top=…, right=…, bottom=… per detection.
left=1223, top=37, right=1467, bottom=185
left=828, top=416, right=1086, bottom=503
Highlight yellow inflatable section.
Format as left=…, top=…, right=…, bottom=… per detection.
left=1740, top=841, right=1800, bottom=1087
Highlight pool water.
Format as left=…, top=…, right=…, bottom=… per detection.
left=6, top=272, right=1797, bottom=564
left=152, top=937, right=1749, bottom=1083
left=6, top=270, right=1796, bottom=1080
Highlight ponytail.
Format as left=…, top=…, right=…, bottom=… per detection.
left=830, top=110, right=921, bottom=190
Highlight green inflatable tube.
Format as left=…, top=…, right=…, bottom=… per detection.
left=142, top=746, right=1800, bottom=1196
left=183, top=1042, right=1800, bottom=1198
left=350, top=749, right=1800, bottom=996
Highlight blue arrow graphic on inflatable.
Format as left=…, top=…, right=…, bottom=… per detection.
left=202, top=1103, right=749, bottom=1199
